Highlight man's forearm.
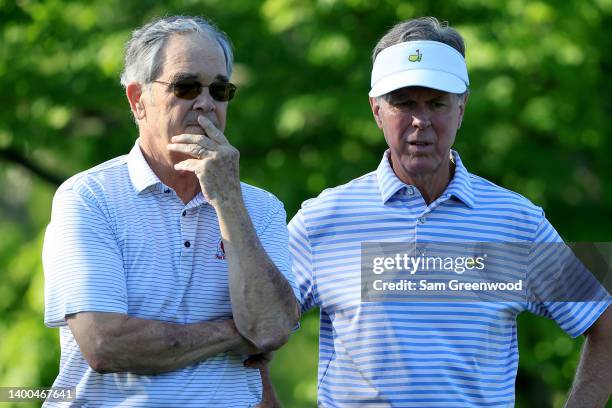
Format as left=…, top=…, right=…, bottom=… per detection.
left=257, top=366, right=282, bottom=408
left=170, top=118, right=298, bottom=349
left=565, top=307, right=612, bottom=407
left=214, top=199, right=299, bottom=350
left=68, top=312, right=256, bottom=375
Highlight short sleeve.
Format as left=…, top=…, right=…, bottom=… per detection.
left=288, top=210, right=319, bottom=313
left=43, top=188, right=128, bottom=327
left=526, top=214, right=611, bottom=337
left=257, top=198, right=301, bottom=303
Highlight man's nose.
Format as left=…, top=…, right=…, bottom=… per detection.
left=411, top=108, right=431, bottom=129
left=193, top=86, right=216, bottom=112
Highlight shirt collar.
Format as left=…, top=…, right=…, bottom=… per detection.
left=127, top=139, right=164, bottom=194
left=375, top=149, right=474, bottom=208
left=445, top=150, right=475, bottom=208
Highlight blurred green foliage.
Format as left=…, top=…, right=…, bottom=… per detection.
left=0, top=0, right=610, bottom=407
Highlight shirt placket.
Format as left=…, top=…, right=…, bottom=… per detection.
left=415, top=193, right=453, bottom=259
left=404, top=186, right=427, bottom=243
left=179, top=203, right=200, bottom=285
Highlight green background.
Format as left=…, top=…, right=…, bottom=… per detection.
left=0, top=0, right=610, bottom=406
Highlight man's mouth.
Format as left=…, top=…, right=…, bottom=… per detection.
left=408, top=141, right=432, bottom=146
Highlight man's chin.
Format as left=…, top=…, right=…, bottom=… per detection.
left=398, top=156, right=440, bottom=175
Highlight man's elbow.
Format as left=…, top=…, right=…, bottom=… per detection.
left=67, top=312, right=133, bottom=374
left=87, top=355, right=112, bottom=374
left=266, top=301, right=301, bottom=349
left=237, top=295, right=301, bottom=350
left=81, top=334, right=119, bottom=374
left=247, top=310, right=299, bottom=351
left=250, top=329, right=291, bottom=352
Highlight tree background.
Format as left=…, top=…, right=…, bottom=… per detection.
left=0, top=0, right=610, bottom=406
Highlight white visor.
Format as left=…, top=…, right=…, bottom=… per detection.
left=369, top=40, right=469, bottom=97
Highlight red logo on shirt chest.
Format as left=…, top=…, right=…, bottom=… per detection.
left=215, top=239, right=226, bottom=260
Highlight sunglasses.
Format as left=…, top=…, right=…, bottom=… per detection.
left=152, top=79, right=237, bottom=101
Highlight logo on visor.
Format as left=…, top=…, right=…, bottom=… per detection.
left=408, top=49, right=422, bottom=62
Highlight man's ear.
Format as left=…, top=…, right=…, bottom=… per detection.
left=126, top=83, right=147, bottom=120
left=369, top=96, right=383, bottom=129
left=457, top=92, right=469, bottom=129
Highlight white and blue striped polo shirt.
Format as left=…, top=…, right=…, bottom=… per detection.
left=43, top=140, right=299, bottom=407
left=288, top=150, right=610, bottom=407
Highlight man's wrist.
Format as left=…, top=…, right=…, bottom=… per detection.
left=211, top=192, right=247, bottom=218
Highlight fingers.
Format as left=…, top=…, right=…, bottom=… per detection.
left=167, top=142, right=212, bottom=159
left=244, top=357, right=267, bottom=369
left=197, top=115, right=229, bottom=144
left=258, top=352, right=274, bottom=364
left=173, top=158, right=201, bottom=172
left=243, top=352, right=274, bottom=369
left=170, top=134, right=216, bottom=149
left=170, top=115, right=228, bottom=148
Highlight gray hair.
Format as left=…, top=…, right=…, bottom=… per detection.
left=120, top=15, right=234, bottom=88
left=372, top=16, right=465, bottom=63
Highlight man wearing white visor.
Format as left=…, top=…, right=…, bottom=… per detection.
left=287, top=17, right=612, bottom=407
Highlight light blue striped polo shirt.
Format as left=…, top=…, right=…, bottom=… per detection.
left=43, top=140, right=299, bottom=407
left=288, top=150, right=610, bottom=407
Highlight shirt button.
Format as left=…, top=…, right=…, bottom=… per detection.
left=407, top=187, right=414, bottom=195
left=164, top=189, right=171, bottom=194
left=418, top=217, right=426, bottom=224
left=184, top=241, right=191, bottom=248
left=182, top=210, right=187, bottom=217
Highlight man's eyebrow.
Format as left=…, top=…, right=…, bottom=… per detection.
left=434, top=92, right=453, bottom=99
left=386, top=93, right=413, bottom=102
left=168, top=73, right=230, bottom=83
left=169, top=73, right=198, bottom=82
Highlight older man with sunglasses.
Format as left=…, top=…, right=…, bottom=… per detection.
left=42, top=15, right=299, bottom=407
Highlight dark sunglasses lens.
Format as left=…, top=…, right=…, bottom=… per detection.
left=173, top=82, right=201, bottom=99
left=209, top=82, right=236, bottom=101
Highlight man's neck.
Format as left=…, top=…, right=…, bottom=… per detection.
left=139, top=143, right=201, bottom=205
left=391, top=155, right=455, bottom=205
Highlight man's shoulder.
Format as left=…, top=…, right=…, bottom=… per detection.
left=240, top=181, right=281, bottom=205
left=56, top=155, right=130, bottom=200
left=240, top=181, right=285, bottom=221
left=469, top=172, right=543, bottom=215
left=300, top=170, right=378, bottom=211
